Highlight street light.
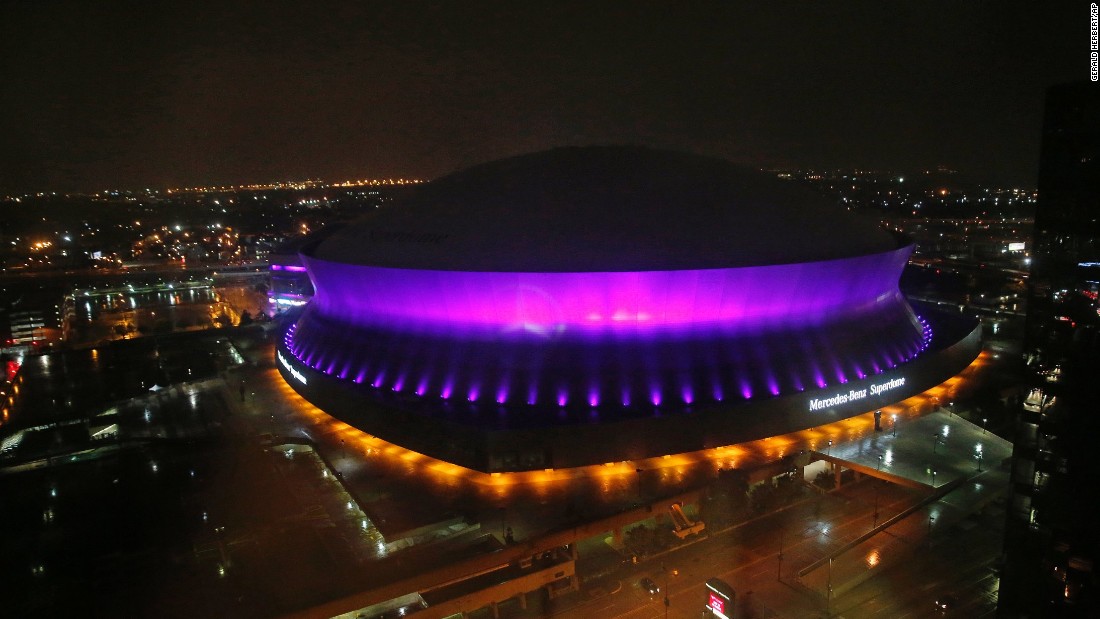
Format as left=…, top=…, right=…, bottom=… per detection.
left=827, top=439, right=832, bottom=456
left=663, top=564, right=671, bottom=619
left=928, top=515, right=935, bottom=538
left=982, top=417, right=988, bottom=435
left=873, top=480, right=880, bottom=528
left=892, top=414, right=898, bottom=437
left=777, top=530, right=784, bottom=581
left=930, top=469, right=937, bottom=487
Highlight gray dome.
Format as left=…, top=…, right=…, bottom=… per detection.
left=313, top=146, right=898, bottom=271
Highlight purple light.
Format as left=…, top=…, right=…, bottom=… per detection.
left=767, top=376, right=780, bottom=396
left=303, top=247, right=912, bottom=337
left=280, top=241, right=934, bottom=412
left=651, top=390, right=662, bottom=406
left=271, top=264, right=308, bottom=272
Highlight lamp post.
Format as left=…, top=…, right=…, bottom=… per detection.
left=873, top=480, right=880, bottom=528
left=982, top=417, right=988, bottom=435
left=827, top=439, right=832, bottom=456
left=930, top=469, right=937, bottom=487
left=928, top=514, right=935, bottom=538
left=892, top=414, right=897, bottom=437
left=662, top=563, right=670, bottom=619
left=977, top=452, right=984, bottom=472
left=777, top=529, right=784, bottom=581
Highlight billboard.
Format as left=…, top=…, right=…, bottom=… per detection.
left=705, top=578, right=734, bottom=619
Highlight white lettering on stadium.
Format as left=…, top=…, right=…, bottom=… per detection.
left=278, top=351, right=308, bottom=385
left=809, top=377, right=905, bottom=412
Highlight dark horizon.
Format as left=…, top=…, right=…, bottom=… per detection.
left=0, top=1, right=1089, bottom=194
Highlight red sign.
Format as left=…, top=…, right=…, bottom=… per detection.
left=708, top=592, right=727, bottom=618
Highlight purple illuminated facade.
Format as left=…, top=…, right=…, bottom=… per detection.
left=287, top=247, right=928, bottom=409
left=275, top=147, right=979, bottom=471
left=302, top=248, right=911, bottom=336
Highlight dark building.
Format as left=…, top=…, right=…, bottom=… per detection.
left=1001, top=82, right=1100, bottom=617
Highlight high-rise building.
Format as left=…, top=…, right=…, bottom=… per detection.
left=1000, top=82, right=1100, bottom=617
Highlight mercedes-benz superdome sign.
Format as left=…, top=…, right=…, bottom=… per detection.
left=808, top=376, right=906, bottom=412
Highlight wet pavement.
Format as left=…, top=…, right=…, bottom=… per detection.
left=0, top=324, right=1007, bottom=617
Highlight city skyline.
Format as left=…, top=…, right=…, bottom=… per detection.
left=0, top=2, right=1088, bottom=194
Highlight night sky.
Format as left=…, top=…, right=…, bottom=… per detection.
left=0, top=1, right=1089, bottom=193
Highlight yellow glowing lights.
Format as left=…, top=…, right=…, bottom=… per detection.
left=266, top=351, right=988, bottom=491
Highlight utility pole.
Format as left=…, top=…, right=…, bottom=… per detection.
left=777, top=530, right=784, bottom=581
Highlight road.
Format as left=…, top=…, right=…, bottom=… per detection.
left=470, top=474, right=1003, bottom=619
left=225, top=330, right=1006, bottom=619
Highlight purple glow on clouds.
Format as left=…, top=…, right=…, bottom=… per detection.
left=302, top=247, right=911, bottom=337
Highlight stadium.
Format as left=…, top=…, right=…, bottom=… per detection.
left=275, top=147, right=981, bottom=472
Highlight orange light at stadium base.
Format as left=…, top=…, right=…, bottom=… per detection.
left=262, top=351, right=989, bottom=494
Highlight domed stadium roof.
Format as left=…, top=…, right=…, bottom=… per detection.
left=313, top=146, right=899, bottom=272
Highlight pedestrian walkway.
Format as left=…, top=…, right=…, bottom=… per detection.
left=798, top=412, right=1011, bottom=604
left=812, top=410, right=1011, bottom=490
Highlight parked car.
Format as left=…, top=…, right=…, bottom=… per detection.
left=640, top=577, right=660, bottom=594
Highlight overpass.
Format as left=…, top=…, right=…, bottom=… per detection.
left=285, top=490, right=706, bottom=619
left=803, top=410, right=1011, bottom=492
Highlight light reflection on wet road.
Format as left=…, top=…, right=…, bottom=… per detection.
left=244, top=338, right=988, bottom=539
